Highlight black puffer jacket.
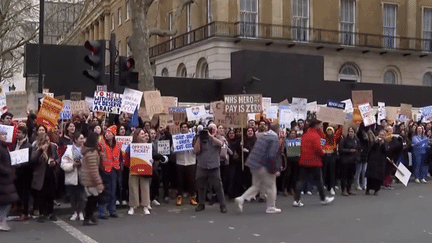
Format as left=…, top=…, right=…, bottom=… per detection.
left=0, top=141, right=19, bottom=205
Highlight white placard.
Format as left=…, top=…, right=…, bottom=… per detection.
left=157, top=140, right=171, bottom=155
left=266, top=106, right=279, bottom=119
left=186, top=105, right=206, bottom=121
left=121, top=88, right=143, bottom=114
left=342, top=99, right=354, bottom=113
left=279, top=106, right=295, bottom=129
left=292, top=97, right=307, bottom=120
left=0, top=124, right=14, bottom=143
left=10, top=148, right=29, bottom=166
left=306, top=101, right=318, bottom=113
left=173, top=132, right=195, bottom=152
left=378, top=102, right=386, bottom=125
left=261, top=97, right=272, bottom=115
left=395, top=163, right=411, bottom=186
left=358, top=103, right=376, bottom=126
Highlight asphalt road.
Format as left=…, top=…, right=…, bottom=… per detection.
left=2, top=183, right=432, bottom=243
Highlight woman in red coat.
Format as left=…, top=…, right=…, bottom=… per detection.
left=293, top=119, right=334, bottom=207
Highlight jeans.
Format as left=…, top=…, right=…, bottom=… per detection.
left=196, top=167, right=225, bottom=206
left=295, top=167, right=326, bottom=202
left=0, top=204, right=10, bottom=222
left=354, top=162, right=367, bottom=188
left=99, top=170, right=118, bottom=216
left=413, top=153, right=427, bottom=179
left=238, top=167, right=277, bottom=209
left=67, top=185, right=85, bottom=213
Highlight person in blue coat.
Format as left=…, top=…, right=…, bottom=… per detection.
left=412, top=126, right=430, bottom=183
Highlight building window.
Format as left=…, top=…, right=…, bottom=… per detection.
left=126, top=36, right=131, bottom=56
left=384, top=70, right=397, bottom=84
left=161, top=68, right=169, bottom=77
left=383, top=3, right=397, bottom=49
left=292, top=0, right=309, bottom=41
left=177, top=63, right=187, bottom=77
left=168, top=12, right=174, bottom=49
left=338, top=63, right=360, bottom=82
left=186, top=3, right=192, bottom=44
left=196, top=58, right=209, bottom=78
left=340, top=0, right=355, bottom=45
left=126, top=1, right=131, bottom=20
left=111, top=14, right=115, bottom=31
left=423, top=72, right=432, bottom=86
left=423, top=8, right=432, bottom=51
left=117, top=41, right=122, bottom=56
left=239, top=0, right=258, bottom=38
left=118, top=8, right=122, bottom=26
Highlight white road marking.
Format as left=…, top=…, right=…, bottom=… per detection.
left=53, top=219, right=98, bottom=243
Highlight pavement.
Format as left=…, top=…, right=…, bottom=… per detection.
left=2, top=182, right=432, bottom=243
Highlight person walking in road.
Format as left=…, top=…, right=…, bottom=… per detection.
left=338, top=127, right=361, bottom=196
left=293, top=119, right=334, bottom=207
left=235, top=123, right=283, bottom=214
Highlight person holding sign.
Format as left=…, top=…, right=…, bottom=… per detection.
left=365, top=130, right=389, bottom=196
left=338, top=127, right=361, bottom=196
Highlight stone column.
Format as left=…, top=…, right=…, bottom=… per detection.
left=94, top=21, right=99, bottom=40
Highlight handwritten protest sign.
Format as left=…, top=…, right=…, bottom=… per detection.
left=386, top=107, right=399, bottom=122
left=342, top=99, right=354, bottom=113
left=279, top=99, right=290, bottom=106
left=266, top=106, right=279, bottom=119
left=224, top=94, right=262, bottom=114
left=10, top=148, right=29, bottom=166
left=6, top=91, right=28, bottom=120
left=70, top=100, right=88, bottom=114
left=96, top=85, right=107, bottom=92
left=279, top=106, right=295, bottom=129
left=173, top=133, right=195, bottom=152
left=70, top=92, right=82, bottom=101
left=352, top=90, right=373, bottom=106
left=36, top=96, right=64, bottom=129
left=378, top=102, right=386, bottom=124
left=55, top=95, right=65, bottom=101
left=0, top=124, right=14, bottom=143
left=262, top=97, right=271, bottom=115
left=186, top=105, right=206, bottom=121
left=317, top=107, right=345, bottom=125
left=60, top=100, right=72, bottom=120
left=144, top=91, right=164, bottom=118
left=400, top=103, right=412, bottom=119
left=0, top=84, right=9, bottom=115
left=130, top=143, right=153, bottom=176
left=157, top=140, right=171, bottom=155
left=159, top=115, right=174, bottom=126
left=169, top=107, right=187, bottom=123
left=212, top=101, right=246, bottom=128
left=292, top=97, right=307, bottom=120
left=121, top=88, right=143, bottom=114
left=161, top=96, right=178, bottom=114
left=420, top=105, right=432, bottom=122
left=93, top=91, right=122, bottom=114
left=169, top=125, right=181, bottom=135
left=358, top=103, right=376, bottom=126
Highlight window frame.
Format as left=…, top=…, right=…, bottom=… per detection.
left=118, top=7, right=122, bottom=26
left=383, top=69, right=397, bottom=84
left=423, top=7, right=432, bottom=52
left=383, top=3, right=397, bottom=49
left=338, top=63, right=361, bottom=82
left=239, top=0, right=259, bottom=38
left=126, top=0, right=131, bottom=21
left=111, top=13, right=115, bottom=31
left=292, top=0, right=309, bottom=42
left=423, top=72, right=432, bottom=87
left=340, top=0, right=356, bottom=46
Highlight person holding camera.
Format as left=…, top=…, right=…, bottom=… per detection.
left=194, top=124, right=227, bottom=213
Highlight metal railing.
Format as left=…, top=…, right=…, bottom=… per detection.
left=149, top=21, right=432, bottom=58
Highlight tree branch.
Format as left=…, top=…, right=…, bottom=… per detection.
left=149, top=28, right=177, bottom=37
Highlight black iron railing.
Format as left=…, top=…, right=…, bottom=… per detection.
left=149, top=21, right=432, bottom=58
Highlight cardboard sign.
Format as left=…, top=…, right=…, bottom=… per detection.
left=159, top=114, right=174, bottom=126
left=121, top=88, right=143, bottom=114
left=386, top=106, right=399, bottom=122
left=0, top=124, right=14, bottom=143
left=85, top=97, right=94, bottom=110
left=161, top=96, right=178, bottom=114
left=70, top=92, right=82, bottom=101
left=130, top=143, right=153, bottom=176
left=36, top=96, right=64, bottom=129
left=292, top=97, right=307, bottom=120
left=96, top=85, right=107, bottom=92
left=10, top=148, right=29, bottom=166
left=327, top=100, right=346, bottom=110
left=285, top=138, right=301, bottom=157
left=60, top=100, right=72, bottom=120
left=186, top=105, right=206, bottom=121
left=261, top=97, right=272, bottom=115
left=55, top=95, right=65, bottom=101
left=400, top=103, right=412, bottom=118
left=168, top=125, right=181, bottom=135
left=169, top=107, right=187, bottom=123
left=279, top=99, right=290, bottom=106
left=352, top=90, right=373, bottom=106
left=224, top=94, right=262, bottom=114
left=93, top=91, right=122, bottom=114
left=116, top=136, right=133, bottom=154
left=144, top=90, right=164, bottom=118
left=358, top=103, right=376, bottom=126
left=378, top=102, right=386, bottom=124
left=420, top=105, right=432, bottom=122
left=6, top=91, right=28, bottom=120
left=157, top=140, right=171, bottom=155
left=173, top=132, right=195, bottom=152
left=317, top=107, right=345, bottom=125
left=70, top=100, right=88, bottom=114
left=212, top=101, right=246, bottom=128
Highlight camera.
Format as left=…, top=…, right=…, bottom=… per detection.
left=199, top=127, right=209, bottom=140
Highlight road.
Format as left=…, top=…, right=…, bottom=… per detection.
left=2, top=183, right=432, bottom=243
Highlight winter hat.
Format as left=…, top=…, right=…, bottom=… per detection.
left=326, top=126, right=335, bottom=133
left=106, top=125, right=117, bottom=135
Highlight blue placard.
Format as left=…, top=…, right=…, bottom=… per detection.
left=327, top=100, right=346, bottom=110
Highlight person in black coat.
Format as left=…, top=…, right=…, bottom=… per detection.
left=365, top=130, right=388, bottom=196
left=12, top=126, right=33, bottom=220
left=355, top=123, right=373, bottom=190
left=0, top=129, right=19, bottom=231
left=338, top=127, right=361, bottom=196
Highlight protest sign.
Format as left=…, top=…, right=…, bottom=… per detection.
left=55, top=95, right=65, bottom=101
left=279, top=99, right=290, bottom=106
left=130, top=143, right=153, bottom=176
left=116, top=136, right=133, bottom=154
left=285, top=138, right=301, bottom=157
left=70, top=100, right=88, bottom=114
left=173, top=133, right=195, bottom=152
left=186, top=105, right=206, bottom=121
left=352, top=90, right=373, bottom=106
left=358, top=103, right=376, bottom=126
left=121, top=88, right=143, bottom=114
left=327, top=100, right=345, bottom=110
left=212, top=101, right=246, bottom=128
left=262, top=97, right=272, bottom=115
left=168, top=125, right=181, bottom=135
left=0, top=124, right=13, bottom=143
left=317, top=107, right=345, bottom=125
left=161, top=96, right=178, bottom=114
left=10, top=148, right=29, bottom=166
left=378, top=102, right=386, bottom=124
left=292, top=97, right=307, bottom=120
left=60, top=100, right=72, bottom=120
left=143, top=90, right=164, bottom=118
left=400, top=103, right=412, bottom=119
left=93, top=91, right=122, bottom=114
left=157, top=140, right=171, bottom=155
left=342, top=99, right=354, bottom=113
left=266, top=106, right=279, bottom=119
left=386, top=106, right=399, bottom=122
left=70, top=92, right=82, bottom=101
left=169, top=107, right=187, bottom=123
left=420, top=105, right=432, bottom=122
left=96, top=85, right=107, bottom=92
left=6, top=91, right=28, bottom=120
left=85, top=97, right=94, bottom=110
left=0, top=84, right=9, bottom=114
left=36, top=96, right=64, bottom=129
left=306, top=101, right=318, bottom=113
left=159, top=114, right=174, bottom=126
left=150, top=114, right=160, bottom=127
left=224, top=94, right=262, bottom=114
left=395, top=163, right=411, bottom=186
left=279, top=106, right=295, bottom=129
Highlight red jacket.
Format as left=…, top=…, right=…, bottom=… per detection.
left=299, top=128, right=325, bottom=167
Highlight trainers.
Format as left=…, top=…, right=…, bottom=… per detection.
left=195, top=204, right=205, bottom=212
left=122, top=200, right=128, bottom=206
left=54, top=200, right=61, bottom=206
left=220, top=205, right=228, bottom=213
left=293, top=201, right=304, bottom=207
left=306, top=191, right=312, bottom=195
left=0, top=221, right=11, bottom=231
left=147, top=205, right=152, bottom=210
left=421, top=179, right=428, bottom=184
left=127, top=207, right=134, bottom=215
left=116, top=200, right=120, bottom=205
left=321, top=197, right=335, bottom=205
left=79, top=212, right=84, bottom=221
left=70, top=212, right=78, bottom=221
left=83, top=219, right=98, bottom=226
left=384, top=186, right=395, bottom=190
left=143, top=207, right=151, bottom=215
left=415, top=179, right=421, bottom=184
left=190, top=196, right=198, bottom=206
left=234, top=197, right=244, bottom=212
left=164, top=197, right=170, bottom=204
left=176, top=196, right=182, bottom=206
left=266, top=207, right=282, bottom=214
left=356, top=186, right=363, bottom=191
left=152, top=199, right=161, bottom=206
left=330, top=188, right=335, bottom=195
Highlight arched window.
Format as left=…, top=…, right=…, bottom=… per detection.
left=384, top=70, right=397, bottom=84
left=338, top=63, right=360, bottom=82
left=423, top=72, right=432, bottom=87
left=177, top=63, right=187, bottom=77
left=196, top=58, right=209, bottom=78
left=161, top=68, right=169, bottom=77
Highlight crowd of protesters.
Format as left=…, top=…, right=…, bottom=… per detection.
left=1, top=108, right=431, bottom=231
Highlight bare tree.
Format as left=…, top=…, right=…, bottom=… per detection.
left=129, top=0, right=195, bottom=91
